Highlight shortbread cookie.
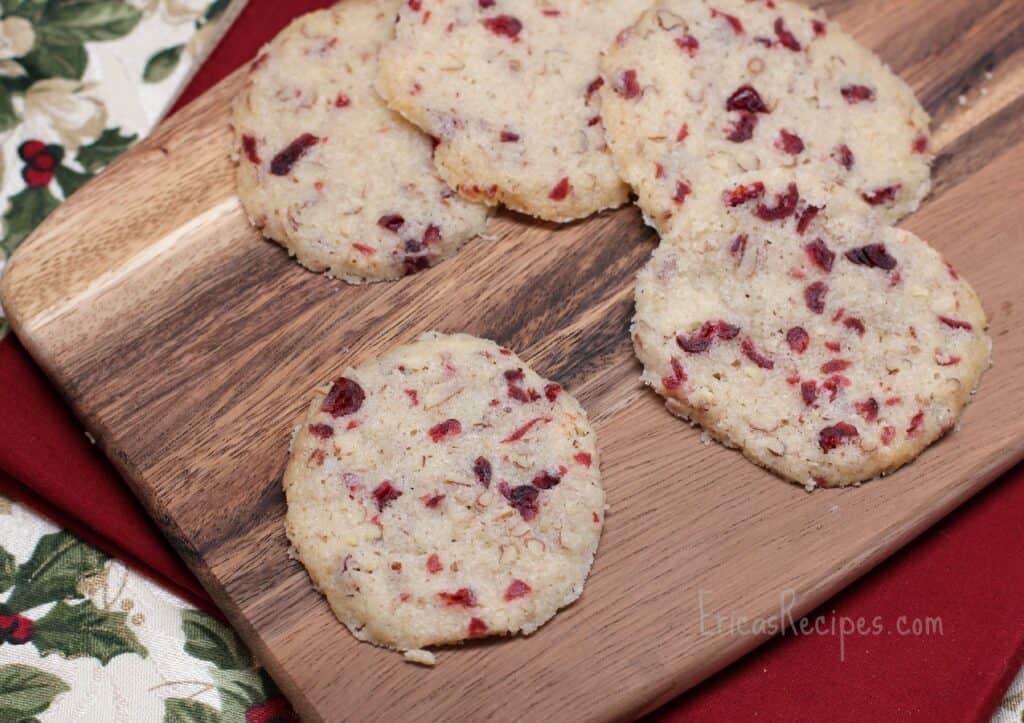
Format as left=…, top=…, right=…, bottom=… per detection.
left=377, top=0, right=649, bottom=222
left=284, top=332, right=605, bottom=661
left=632, top=172, right=989, bottom=488
left=233, top=2, right=490, bottom=283
left=600, top=0, right=932, bottom=234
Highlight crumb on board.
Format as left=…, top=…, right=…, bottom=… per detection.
left=958, top=94, right=967, bottom=106
left=404, top=649, right=437, bottom=666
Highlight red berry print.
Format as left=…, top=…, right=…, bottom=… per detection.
left=796, top=205, right=819, bottom=235
left=805, top=281, right=828, bottom=314
left=856, top=398, right=879, bottom=422
left=907, top=411, right=925, bottom=435
left=711, top=8, right=744, bottom=34
left=244, top=697, right=297, bottom=723
left=0, top=613, right=34, bottom=645
left=584, top=76, right=604, bottom=104
left=372, top=481, right=402, bottom=511
left=938, top=316, right=973, bottom=331
left=755, top=183, right=799, bottom=221
left=270, top=133, right=319, bottom=175
left=613, top=69, right=641, bottom=99
left=377, top=214, right=405, bottom=233
left=673, top=180, right=691, bottom=205
left=468, top=617, right=488, bottom=636
left=18, top=140, right=61, bottom=188
left=429, top=418, right=462, bottom=442
left=473, top=456, right=492, bottom=487
left=819, top=422, right=859, bottom=452
left=775, top=128, right=804, bottom=154
left=308, top=423, right=334, bottom=439
left=482, top=15, right=522, bottom=39
left=773, top=18, right=801, bottom=51
left=833, top=144, right=855, bottom=170
left=861, top=185, right=901, bottom=206
left=500, top=483, right=540, bottom=521
left=544, top=383, right=561, bottom=402
left=439, top=588, right=478, bottom=607
left=427, top=553, right=443, bottom=574
left=804, top=238, right=835, bottom=272
left=500, top=130, right=520, bottom=142
left=741, top=338, right=774, bottom=369
left=724, top=182, right=765, bottom=207
left=321, top=377, right=365, bottom=417
left=505, top=579, right=532, bottom=601
left=241, top=135, right=260, bottom=164
left=786, top=326, right=810, bottom=353
left=845, top=244, right=897, bottom=270
left=549, top=176, right=571, bottom=201
left=841, top=85, right=875, bottom=103
left=574, top=452, right=592, bottom=467
left=675, top=34, right=699, bottom=56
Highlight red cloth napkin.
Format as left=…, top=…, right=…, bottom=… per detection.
left=1, top=1, right=1022, bottom=720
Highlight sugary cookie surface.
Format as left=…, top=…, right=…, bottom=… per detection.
left=284, top=332, right=605, bottom=658
left=233, top=1, right=489, bottom=283
left=600, top=0, right=932, bottom=234
left=632, top=172, right=989, bottom=487
left=377, top=0, right=650, bottom=222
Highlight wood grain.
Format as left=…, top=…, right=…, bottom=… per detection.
left=3, top=1, right=1024, bottom=720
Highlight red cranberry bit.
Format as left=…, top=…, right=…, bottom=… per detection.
left=504, top=368, right=539, bottom=403
left=574, top=452, right=592, bottom=467
left=773, top=18, right=801, bottom=50
left=730, top=233, right=748, bottom=264
left=819, top=422, right=859, bottom=452
left=881, top=426, right=896, bottom=445
left=833, top=144, right=855, bottom=170
left=422, top=224, right=442, bottom=245
left=724, top=182, right=766, bottom=208
left=786, top=326, right=810, bottom=353
left=804, top=238, right=835, bottom=272
left=861, top=185, right=901, bottom=206
left=907, top=411, right=925, bottom=435
left=675, top=34, right=699, bottom=56
left=427, top=554, right=443, bottom=574
left=913, top=134, right=929, bottom=153
left=429, top=418, right=462, bottom=442
left=473, top=456, right=492, bottom=487
left=755, top=183, right=798, bottom=221
left=775, top=128, right=804, bottom=154
left=821, top=359, right=851, bottom=373
left=654, top=163, right=665, bottom=179
left=500, top=129, right=520, bottom=142
left=479, top=0, right=495, bottom=6
left=334, top=93, right=351, bottom=108
left=741, top=338, right=775, bottom=369
left=439, top=588, right=478, bottom=607
left=726, top=84, right=768, bottom=113
left=482, top=15, right=522, bottom=38
left=856, top=398, right=879, bottom=422
left=372, top=481, right=402, bottom=511
left=935, top=351, right=961, bottom=366
left=727, top=111, right=758, bottom=142
left=845, top=244, right=897, bottom=270
left=584, top=76, right=604, bottom=104
left=676, top=123, right=689, bottom=142
left=812, top=19, right=827, bottom=36
left=711, top=8, right=744, bottom=33
left=468, top=617, right=488, bottom=636
left=501, top=483, right=540, bottom=520
left=270, top=133, right=318, bottom=175
left=505, top=579, right=532, bottom=601
left=241, top=135, right=260, bottom=164
left=805, top=281, right=828, bottom=314
left=673, top=180, right=691, bottom=205
left=677, top=320, right=739, bottom=353
left=542, top=8, right=560, bottom=15
left=588, top=115, right=602, bottom=126
left=409, top=0, right=422, bottom=8
left=663, top=357, right=687, bottom=390
left=321, top=377, right=365, bottom=417
left=841, top=85, right=875, bottom=103
left=614, top=69, right=642, bottom=99
left=939, top=315, right=973, bottom=331
left=531, top=470, right=562, bottom=489
left=353, top=243, right=375, bottom=256
left=549, top=176, right=571, bottom=201
left=502, top=416, right=550, bottom=443
left=544, top=383, right=561, bottom=402
left=796, top=205, right=819, bottom=235
left=423, top=493, right=446, bottom=508
left=309, top=423, right=334, bottom=439
left=823, top=375, right=849, bottom=401
left=377, top=214, right=405, bottom=233
left=801, top=380, right=818, bottom=406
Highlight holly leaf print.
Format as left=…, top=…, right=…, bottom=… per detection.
left=145, top=45, right=185, bottom=84
left=164, top=698, right=223, bottom=723
left=182, top=609, right=252, bottom=670
left=37, top=2, right=144, bottom=44
left=54, top=164, right=92, bottom=199
left=0, top=546, right=15, bottom=595
left=32, top=600, right=147, bottom=665
left=20, top=41, right=88, bottom=81
left=0, top=186, right=61, bottom=257
left=4, top=0, right=50, bottom=25
left=76, top=127, right=138, bottom=174
left=0, top=664, right=69, bottom=721
left=4, top=531, right=107, bottom=613
left=0, top=84, right=18, bottom=133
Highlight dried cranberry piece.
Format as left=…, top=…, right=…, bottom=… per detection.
left=308, top=423, right=334, bottom=439
left=574, top=452, right=592, bottom=467
left=677, top=320, right=739, bottom=353
left=726, top=112, right=757, bottom=143
left=822, top=374, right=850, bottom=401
left=468, top=617, right=488, bottom=636
left=505, top=579, right=532, bottom=601
left=613, top=69, right=641, bottom=99
left=544, top=383, right=561, bottom=402
left=672, top=181, right=691, bottom=205
left=741, top=338, right=774, bottom=369
left=429, top=418, right=462, bottom=442
left=804, top=238, right=835, bottom=272
left=675, top=34, right=699, bottom=56
left=833, top=144, right=855, bottom=170
left=841, top=85, right=875, bottom=103
left=755, top=183, right=798, bottom=221
left=711, top=8, right=744, bottom=34
left=861, top=185, right=901, bottom=206
left=812, top=19, right=827, bottom=36
left=663, top=358, right=687, bottom=390
left=372, top=481, right=402, bottom=511
left=270, top=133, right=318, bottom=176
left=845, top=244, right=897, bottom=270
left=912, top=134, right=929, bottom=153
left=500, top=130, right=520, bottom=142
left=473, top=456, right=492, bottom=487
left=334, top=93, right=351, bottom=108
left=676, top=123, right=689, bottom=142
left=805, top=281, right=828, bottom=314
left=881, top=426, right=896, bottom=445
left=422, top=493, right=446, bottom=508
left=844, top=317, right=866, bottom=335
left=819, top=422, right=859, bottom=452
left=726, top=84, right=768, bottom=113
left=531, top=469, right=562, bottom=489
left=377, top=214, right=405, bottom=233
left=729, top=234, right=748, bottom=264
left=321, top=377, right=365, bottom=417
left=409, top=0, right=422, bottom=9
left=907, top=411, right=925, bottom=435
left=241, top=135, right=260, bottom=164
left=723, top=182, right=765, bottom=207
left=504, top=368, right=535, bottom=402
left=584, top=76, right=604, bottom=104
left=478, top=0, right=495, bottom=6
left=549, top=176, right=571, bottom=200
left=856, top=398, right=879, bottom=422
left=786, top=326, right=810, bottom=353
left=821, top=359, right=851, bottom=373
left=482, top=14, right=522, bottom=38
left=938, top=316, right=973, bottom=331
left=773, top=17, right=801, bottom=50
left=801, top=380, right=818, bottom=406
left=438, top=588, right=478, bottom=607
left=796, top=205, right=819, bottom=235
left=427, top=553, right=443, bottom=574
left=775, top=128, right=804, bottom=154
left=501, top=483, right=540, bottom=521
left=502, top=416, right=550, bottom=442
left=422, top=224, right=441, bottom=245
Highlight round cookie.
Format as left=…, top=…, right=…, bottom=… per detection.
left=632, top=172, right=989, bottom=488
left=600, top=0, right=932, bottom=234
left=284, top=332, right=605, bottom=661
left=232, top=2, right=490, bottom=284
left=377, top=0, right=649, bottom=222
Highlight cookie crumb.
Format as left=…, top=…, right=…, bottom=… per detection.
left=404, top=649, right=437, bottom=666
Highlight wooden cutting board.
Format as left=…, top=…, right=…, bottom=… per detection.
left=3, top=1, right=1024, bottom=720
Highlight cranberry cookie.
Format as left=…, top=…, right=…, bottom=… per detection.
left=600, top=0, right=932, bottom=234
left=233, top=2, right=490, bottom=283
left=377, top=0, right=649, bottom=222
left=632, top=172, right=989, bottom=488
left=284, top=332, right=605, bottom=662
